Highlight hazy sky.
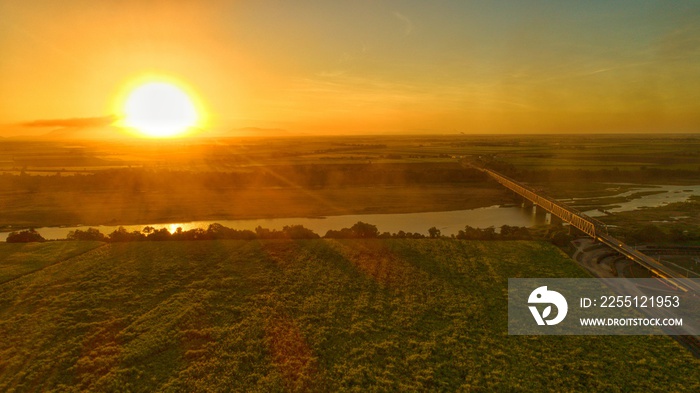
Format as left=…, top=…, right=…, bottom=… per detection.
left=1, top=0, right=699, bottom=136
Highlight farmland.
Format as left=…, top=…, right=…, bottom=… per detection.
left=3, top=134, right=700, bottom=231
left=0, top=241, right=103, bottom=284
left=0, top=239, right=697, bottom=392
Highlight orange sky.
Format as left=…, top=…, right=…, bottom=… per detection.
left=1, top=0, right=699, bottom=137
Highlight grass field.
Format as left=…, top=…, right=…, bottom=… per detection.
left=0, top=241, right=103, bottom=284
left=0, top=240, right=697, bottom=392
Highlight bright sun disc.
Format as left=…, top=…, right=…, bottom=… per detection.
left=123, top=82, right=199, bottom=137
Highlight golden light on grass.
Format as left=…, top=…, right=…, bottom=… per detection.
left=116, top=75, right=207, bottom=138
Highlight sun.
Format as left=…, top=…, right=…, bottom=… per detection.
left=121, top=80, right=200, bottom=138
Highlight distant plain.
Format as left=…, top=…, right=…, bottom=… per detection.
left=2, top=134, right=699, bottom=231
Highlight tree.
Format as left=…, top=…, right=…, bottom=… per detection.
left=481, top=227, right=496, bottom=240
left=282, top=225, right=320, bottom=239
left=350, top=222, right=379, bottom=238
left=6, top=228, right=45, bottom=243
left=255, top=226, right=284, bottom=239
left=499, top=225, right=513, bottom=239
left=108, top=227, right=145, bottom=242
left=146, top=228, right=172, bottom=241
left=461, top=226, right=482, bottom=240
left=109, top=227, right=130, bottom=242
left=428, top=227, right=441, bottom=238
left=67, top=228, right=106, bottom=241
left=324, top=228, right=354, bottom=239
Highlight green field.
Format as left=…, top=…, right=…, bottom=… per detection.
left=0, top=240, right=697, bottom=392
left=0, top=241, right=103, bottom=284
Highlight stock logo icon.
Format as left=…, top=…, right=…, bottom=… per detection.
left=528, top=286, right=568, bottom=326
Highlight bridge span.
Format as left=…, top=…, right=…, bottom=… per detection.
left=471, top=164, right=697, bottom=293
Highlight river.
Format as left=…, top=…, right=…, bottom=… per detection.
left=573, top=184, right=700, bottom=217
left=2, top=183, right=698, bottom=241
left=0, top=205, right=548, bottom=241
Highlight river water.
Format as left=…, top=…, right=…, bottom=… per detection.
left=573, top=184, right=700, bottom=217
left=2, top=183, right=698, bottom=241
left=0, top=205, right=549, bottom=241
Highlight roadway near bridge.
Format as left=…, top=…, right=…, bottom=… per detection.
left=469, top=163, right=700, bottom=294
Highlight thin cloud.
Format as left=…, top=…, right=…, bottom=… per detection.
left=656, top=23, right=700, bottom=61
left=20, top=115, right=117, bottom=128
left=393, top=11, right=414, bottom=36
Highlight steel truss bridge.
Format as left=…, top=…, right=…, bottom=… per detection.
left=472, top=164, right=697, bottom=293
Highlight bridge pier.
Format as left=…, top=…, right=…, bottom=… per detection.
left=533, top=204, right=547, bottom=217
left=528, top=204, right=547, bottom=225
left=547, top=213, right=563, bottom=225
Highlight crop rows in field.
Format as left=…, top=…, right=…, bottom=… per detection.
left=0, top=240, right=697, bottom=392
left=0, top=241, right=103, bottom=284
